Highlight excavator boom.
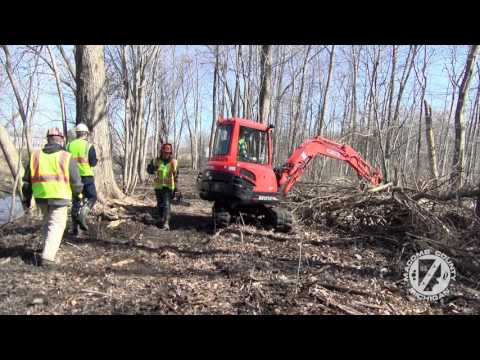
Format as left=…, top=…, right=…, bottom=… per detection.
left=277, top=136, right=383, bottom=194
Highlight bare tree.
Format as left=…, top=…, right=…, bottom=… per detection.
left=208, top=45, right=220, bottom=158
left=1, top=45, right=34, bottom=156
left=452, top=45, right=479, bottom=189
left=290, top=45, right=312, bottom=153
left=318, top=45, right=335, bottom=136
left=115, top=45, right=159, bottom=194
left=75, top=45, right=124, bottom=201
left=259, top=45, right=273, bottom=124
left=46, top=46, right=69, bottom=139
left=0, top=123, right=22, bottom=194
left=424, top=100, right=439, bottom=185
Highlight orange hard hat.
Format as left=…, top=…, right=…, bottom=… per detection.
left=161, top=143, right=173, bottom=153
left=46, top=128, right=64, bottom=138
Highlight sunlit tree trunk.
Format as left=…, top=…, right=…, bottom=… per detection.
left=259, top=45, right=273, bottom=124
left=452, top=45, right=479, bottom=189
left=75, top=45, right=124, bottom=201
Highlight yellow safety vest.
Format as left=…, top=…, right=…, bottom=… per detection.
left=154, top=158, right=177, bottom=190
left=67, top=139, right=94, bottom=176
left=31, top=150, right=72, bottom=200
left=238, top=138, right=248, bottom=158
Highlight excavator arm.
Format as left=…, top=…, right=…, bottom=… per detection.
left=276, top=136, right=383, bottom=194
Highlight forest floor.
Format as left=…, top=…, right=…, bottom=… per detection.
left=0, top=169, right=479, bottom=315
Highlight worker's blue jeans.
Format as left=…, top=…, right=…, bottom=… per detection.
left=155, top=188, right=173, bottom=225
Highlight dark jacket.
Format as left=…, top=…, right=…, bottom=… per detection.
left=22, top=143, right=84, bottom=207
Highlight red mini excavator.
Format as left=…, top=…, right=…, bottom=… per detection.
left=197, top=118, right=383, bottom=232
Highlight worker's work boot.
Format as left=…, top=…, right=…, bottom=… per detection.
left=40, top=258, right=57, bottom=269
left=162, top=211, right=171, bottom=230
left=157, top=208, right=165, bottom=228
left=29, top=252, right=43, bottom=267
left=71, top=202, right=81, bottom=235
left=71, top=219, right=79, bottom=236
left=78, top=204, right=90, bottom=231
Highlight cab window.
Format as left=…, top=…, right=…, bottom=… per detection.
left=237, top=126, right=268, bottom=165
left=212, top=125, right=233, bottom=156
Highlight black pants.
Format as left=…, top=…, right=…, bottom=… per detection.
left=155, top=188, right=173, bottom=224
left=72, top=177, right=97, bottom=227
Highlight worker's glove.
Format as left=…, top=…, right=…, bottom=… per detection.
left=147, top=161, right=156, bottom=175
left=74, top=193, right=84, bottom=202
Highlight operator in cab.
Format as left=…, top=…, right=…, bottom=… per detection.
left=238, top=128, right=251, bottom=161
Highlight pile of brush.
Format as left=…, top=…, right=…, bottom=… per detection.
left=286, top=181, right=480, bottom=279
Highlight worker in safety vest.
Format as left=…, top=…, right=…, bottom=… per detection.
left=238, top=128, right=250, bottom=160
left=66, top=123, right=98, bottom=235
left=22, top=128, right=83, bottom=268
left=147, top=143, right=178, bottom=230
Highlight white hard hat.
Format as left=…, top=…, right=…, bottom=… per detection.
left=76, top=123, right=89, bottom=133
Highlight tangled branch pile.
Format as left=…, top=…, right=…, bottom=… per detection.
left=286, top=182, right=480, bottom=279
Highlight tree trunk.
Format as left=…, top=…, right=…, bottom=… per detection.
left=208, top=45, right=220, bottom=158
left=75, top=45, right=123, bottom=201
left=1, top=45, right=33, bottom=156
left=46, top=46, right=68, bottom=140
left=413, top=46, right=428, bottom=179
left=259, top=45, right=273, bottom=124
left=349, top=46, right=360, bottom=145
left=465, top=74, right=480, bottom=181
left=0, top=124, right=23, bottom=194
left=318, top=45, right=335, bottom=136
left=424, top=100, right=439, bottom=186
left=452, top=45, right=479, bottom=189
left=232, top=45, right=241, bottom=118
left=290, top=46, right=311, bottom=153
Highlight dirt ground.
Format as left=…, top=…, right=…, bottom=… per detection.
left=1, top=170, right=479, bottom=315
